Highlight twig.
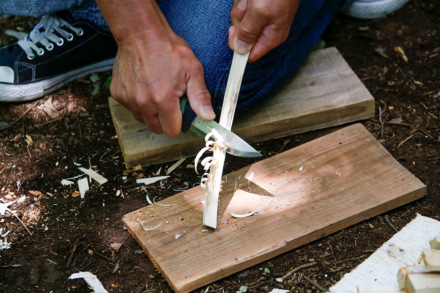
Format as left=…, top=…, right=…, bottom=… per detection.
left=384, top=121, right=412, bottom=127
left=303, top=275, right=327, bottom=292
left=336, top=255, right=368, bottom=264
left=397, top=134, right=414, bottom=148
left=93, top=250, right=114, bottom=263
left=378, top=106, right=384, bottom=139
left=35, top=114, right=64, bottom=127
left=9, top=100, right=40, bottom=126
left=384, top=215, right=399, bottom=233
left=276, top=261, right=317, bottom=282
left=5, top=208, right=32, bottom=235
left=416, top=128, right=434, bottom=139
left=1, top=264, right=23, bottom=268
left=66, top=240, right=81, bottom=268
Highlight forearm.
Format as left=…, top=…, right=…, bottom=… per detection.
left=94, top=0, right=213, bottom=137
left=94, top=0, right=171, bottom=45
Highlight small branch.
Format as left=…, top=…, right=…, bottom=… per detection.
left=384, top=215, right=399, bottom=233
left=397, top=134, right=414, bottom=148
left=66, top=240, right=82, bottom=268
left=276, top=261, right=317, bottom=282
left=303, top=275, right=327, bottom=292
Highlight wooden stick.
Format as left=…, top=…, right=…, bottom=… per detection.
left=423, top=249, right=440, bottom=271
left=430, top=236, right=440, bottom=250
left=203, top=51, right=249, bottom=229
left=406, top=273, right=440, bottom=293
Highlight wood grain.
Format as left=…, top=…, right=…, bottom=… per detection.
left=110, top=47, right=375, bottom=168
left=123, top=124, right=426, bottom=292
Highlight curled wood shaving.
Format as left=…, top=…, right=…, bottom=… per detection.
left=230, top=210, right=255, bottom=218
left=141, top=221, right=162, bottom=231
left=146, top=195, right=175, bottom=207
left=194, top=129, right=227, bottom=189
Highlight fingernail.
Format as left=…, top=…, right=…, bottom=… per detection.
left=201, top=106, right=216, bottom=120
left=234, top=38, right=252, bottom=54
left=237, top=0, right=246, bottom=10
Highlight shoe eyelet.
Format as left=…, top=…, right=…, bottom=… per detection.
left=67, top=33, right=74, bottom=41
left=37, top=48, right=45, bottom=56
left=76, top=28, right=84, bottom=36
left=56, top=38, right=64, bottom=46
left=46, top=43, right=54, bottom=51
left=27, top=54, right=35, bottom=60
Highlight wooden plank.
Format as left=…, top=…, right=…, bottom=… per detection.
left=110, top=47, right=375, bottom=167
left=357, top=285, right=403, bottom=293
left=406, top=273, right=440, bottom=293
left=330, top=214, right=440, bottom=293
left=122, top=124, right=426, bottom=293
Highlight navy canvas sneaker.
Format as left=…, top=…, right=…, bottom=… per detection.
left=0, top=14, right=117, bottom=102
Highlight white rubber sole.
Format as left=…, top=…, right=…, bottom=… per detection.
left=0, top=58, right=115, bottom=102
left=342, top=0, right=409, bottom=19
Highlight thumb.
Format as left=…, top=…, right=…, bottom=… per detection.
left=186, top=72, right=215, bottom=121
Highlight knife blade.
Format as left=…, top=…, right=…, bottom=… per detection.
left=180, top=97, right=261, bottom=158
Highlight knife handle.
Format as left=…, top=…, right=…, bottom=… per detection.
left=180, top=95, right=197, bottom=132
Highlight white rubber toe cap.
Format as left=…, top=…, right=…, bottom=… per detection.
left=342, top=0, right=409, bottom=19
left=0, top=66, right=14, bottom=84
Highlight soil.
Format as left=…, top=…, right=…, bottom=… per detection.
left=0, top=1, right=439, bottom=292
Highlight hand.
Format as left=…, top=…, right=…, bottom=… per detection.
left=229, top=0, right=300, bottom=62
left=96, top=0, right=215, bottom=137
left=111, top=31, right=214, bottom=137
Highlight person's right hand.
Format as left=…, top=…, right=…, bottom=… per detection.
left=96, top=0, right=215, bottom=137
left=229, top=0, right=300, bottom=62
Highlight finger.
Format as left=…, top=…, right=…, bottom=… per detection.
left=247, top=26, right=288, bottom=62
left=231, top=0, right=247, bottom=26
left=157, top=97, right=182, bottom=137
left=141, top=110, right=164, bottom=134
left=228, top=25, right=237, bottom=52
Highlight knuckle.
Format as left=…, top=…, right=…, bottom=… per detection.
left=240, top=24, right=260, bottom=40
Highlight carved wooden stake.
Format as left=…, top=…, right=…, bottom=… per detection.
left=203, top=51, right=249, bottom=229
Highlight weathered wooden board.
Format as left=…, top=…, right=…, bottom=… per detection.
left=123, top=123, right=426, bottom=293
left=110, top=47, right=375, bottom=167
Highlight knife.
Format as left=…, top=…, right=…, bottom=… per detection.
left=180, top=96, right=261, bottom=158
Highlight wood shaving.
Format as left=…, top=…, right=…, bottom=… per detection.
left=141, top=221, right=162, bottom=231
left=136, top=176, right=169, bottom=186
left=78, top=167, right=108, bottom=185
left=230, top=211, right=255, bottom=218
left=194, top=129, right=227, bottom=189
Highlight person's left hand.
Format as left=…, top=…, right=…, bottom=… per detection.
left=229, top=0, right=300, bottom=62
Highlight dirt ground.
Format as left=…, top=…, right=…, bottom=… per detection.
left=0, top=1, right=439, bottom=292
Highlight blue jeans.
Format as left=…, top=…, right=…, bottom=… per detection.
left=1, top=0, right=354, bottom=114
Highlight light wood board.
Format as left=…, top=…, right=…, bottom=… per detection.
left=110, top=47, right=375, bottom=168
left=122, top=123, right=426, bottom=293
left=330, top=214, right=440, bottom=293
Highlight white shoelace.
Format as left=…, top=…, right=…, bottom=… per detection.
left=5, top=15, right=84, bottom=60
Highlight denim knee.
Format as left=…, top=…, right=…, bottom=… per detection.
left=0, top=0, right=88, bottom=17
